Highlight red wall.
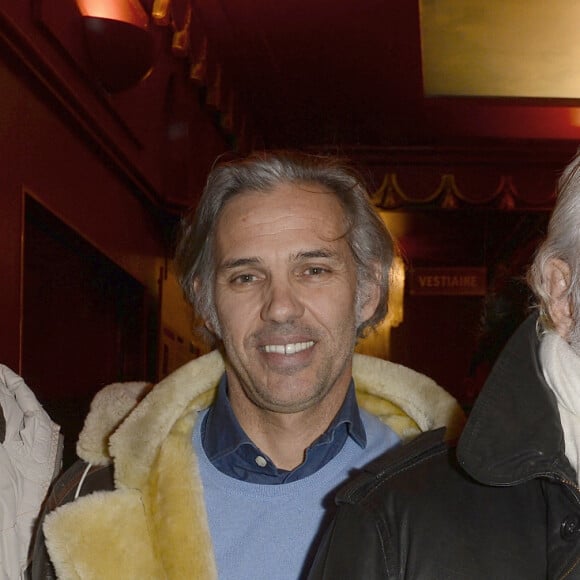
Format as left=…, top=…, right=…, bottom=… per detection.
left=0, top=2, right=229, bottom=372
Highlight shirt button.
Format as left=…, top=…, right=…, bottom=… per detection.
left=255, top=455, right=267, bottom=467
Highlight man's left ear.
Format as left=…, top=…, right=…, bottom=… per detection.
left=545, top=258, right=574, bottom=339
left=359, top=264, right=382, bottom=323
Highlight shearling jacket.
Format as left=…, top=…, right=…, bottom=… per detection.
left=308, top=314, right=580, bottom=579
left=36, top=351, right=465, bottom=580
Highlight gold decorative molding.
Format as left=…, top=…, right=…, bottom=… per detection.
left=149, top=0, right=257, bottom=153
left=152, top=0, right=171, bottom=26
left=371, top=171, right=556, bottom=211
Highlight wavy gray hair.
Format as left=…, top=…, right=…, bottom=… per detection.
left=175, top=150, right=397, bottom=339
left=528, top=151, right=580, bottom=343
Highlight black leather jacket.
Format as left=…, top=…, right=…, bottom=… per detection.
left=309, top=315, right=580, bottom=579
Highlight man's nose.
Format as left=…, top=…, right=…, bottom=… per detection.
left=260, top=278, right=304, bottom=323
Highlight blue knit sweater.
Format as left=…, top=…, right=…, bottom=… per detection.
left=192, top=409, right=400, bottom=580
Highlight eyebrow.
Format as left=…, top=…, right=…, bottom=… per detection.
left=292, top=249, right=337, bottom=261
left=218, top=257, right=262, bottom=271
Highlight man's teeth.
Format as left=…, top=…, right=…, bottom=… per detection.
left=263, top=341, right=314, bottom=355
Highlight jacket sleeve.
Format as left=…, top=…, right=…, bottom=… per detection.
left=28, top=460, right=115, bottom=579
left=308, top=502, right=392, bottom=580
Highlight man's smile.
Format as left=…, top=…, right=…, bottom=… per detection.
left=262, top=341, right=315, bottom=355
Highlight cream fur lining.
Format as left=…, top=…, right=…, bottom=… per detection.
left=110, top=350, right=223, bottom=489
left=353, top=353, right=464, bottom=441
left=76, top=381, right=152, bottom=465
left=44, top=490, right=165, bottom=579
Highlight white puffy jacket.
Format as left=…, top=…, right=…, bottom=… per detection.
left=0, top=365, right=62, bottom=579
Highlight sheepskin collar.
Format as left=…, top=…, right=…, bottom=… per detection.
left=77, top=351, right=464, bottom=491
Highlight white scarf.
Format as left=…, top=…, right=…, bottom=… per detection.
left=540, top=331, right=580, bottom=483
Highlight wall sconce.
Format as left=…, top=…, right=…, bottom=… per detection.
left=76, top=0, right=154, bottom=92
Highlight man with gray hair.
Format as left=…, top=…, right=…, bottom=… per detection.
left=309, top=151, right=580, bottom=579
left=35, top=151, right=463, bottom=579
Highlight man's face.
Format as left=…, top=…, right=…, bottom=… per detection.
left=210, top=182, right=377, bottom=416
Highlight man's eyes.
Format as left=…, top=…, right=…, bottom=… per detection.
left=226, top=264, right=334, bottom=285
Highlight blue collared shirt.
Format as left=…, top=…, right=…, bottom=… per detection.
left=201, top=374, right=367, bottom=484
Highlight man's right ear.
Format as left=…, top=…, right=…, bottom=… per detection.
left=545, top=258, right=574, bottom=340
left=193, top=278, right=216, bottom=334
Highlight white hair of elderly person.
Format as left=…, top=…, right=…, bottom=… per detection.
left=0, top=365, right=62, bottom=579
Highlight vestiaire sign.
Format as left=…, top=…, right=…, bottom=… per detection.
left=410, top=267, right=487, bottom=296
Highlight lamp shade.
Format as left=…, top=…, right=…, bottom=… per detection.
left=81, top=15, right=154, bottom=92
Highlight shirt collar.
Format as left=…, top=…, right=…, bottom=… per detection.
left=201, top=373, right=366, bottom=482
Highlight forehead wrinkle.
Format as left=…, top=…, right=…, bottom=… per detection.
left=237, top=217, right=332, bottom=238
left=231, top=220, right=350, bottom=260
left=219, top=248, right=340, bottom=271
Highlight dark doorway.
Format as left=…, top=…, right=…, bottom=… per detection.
left=22, top=197, right=157, bottom=467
